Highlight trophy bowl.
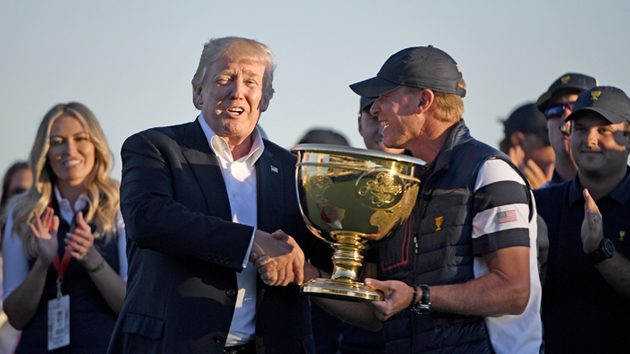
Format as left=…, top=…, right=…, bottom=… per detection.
left=292, top=144, right=426, bottom=301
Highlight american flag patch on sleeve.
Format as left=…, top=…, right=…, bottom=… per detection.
left=496, top=209, right=517, bottom=224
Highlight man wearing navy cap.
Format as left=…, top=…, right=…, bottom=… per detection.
left=534, top=86, right=630, bottom=353
left=536, top=73, right=597, bottom=185
left=317, top=46, right=543, bottom=353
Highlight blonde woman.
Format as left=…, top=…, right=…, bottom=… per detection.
left=2, top=102, right=126, bottom=353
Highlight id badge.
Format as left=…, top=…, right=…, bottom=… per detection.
left=47, top=295, right=70, bottom=350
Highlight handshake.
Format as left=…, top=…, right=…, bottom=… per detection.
left=250, top=229, right=313, bottom=286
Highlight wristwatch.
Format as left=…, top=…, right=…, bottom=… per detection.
left=588, top=238, right=615, bottom=264
left=411, top=284, right=431, bottom=314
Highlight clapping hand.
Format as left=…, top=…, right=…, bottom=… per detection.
left=520, top=159, right=552, bottom=189
left=65, top=212, right=104, bottom=270
left=29, top=207, right=60, bottom=265
left=581, top=188, right=604, bottom=253
left=508, top=145, right=553, bottom=189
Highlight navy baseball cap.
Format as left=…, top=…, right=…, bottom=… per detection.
left=503, top=103, right=550, bottom=145
left=359, top=97, right=375, bottom=113
left=567, top=86, right=630, bottom=124
left=350, top=46, right=466, bottom=98
left=536, top=73, right=597, bottom=112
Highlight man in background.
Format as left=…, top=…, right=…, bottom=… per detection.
left=499, top=102, right=555, bottom=189
left=534, top=86, right=630, bottom=352
left=296, top=128, right=350, bottom=147
left=536, top=73, right=597, bottom=186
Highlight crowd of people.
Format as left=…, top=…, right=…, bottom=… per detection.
left=0, top=35, right=628, bottom=354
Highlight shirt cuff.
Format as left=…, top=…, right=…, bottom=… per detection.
left=242, top=227, right=256, bottom=269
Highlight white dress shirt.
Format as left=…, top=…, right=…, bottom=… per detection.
left=198, top=114, right=263, bottom=347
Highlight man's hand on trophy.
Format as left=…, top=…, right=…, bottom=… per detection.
left=365, top=278, right=414, bottom=321
left=252, top=230, right=305, bottom=286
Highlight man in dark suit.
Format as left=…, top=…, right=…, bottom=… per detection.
left=108, top=36, right=330, bottom=354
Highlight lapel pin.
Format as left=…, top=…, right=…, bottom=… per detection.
left=270, top=165, right=278, bottom=173
left=435, top=216, right=444, bottom=231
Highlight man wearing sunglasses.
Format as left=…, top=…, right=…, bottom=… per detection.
left=536, top=73, right=597, bottom=186
left=534, top=86, right=630, bottom=352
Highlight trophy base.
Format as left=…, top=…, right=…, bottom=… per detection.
left=301, top=278, right=383, bottom=302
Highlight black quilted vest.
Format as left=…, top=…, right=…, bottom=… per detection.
left=376, top=121, right=512, bottom=354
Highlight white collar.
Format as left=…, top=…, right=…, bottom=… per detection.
left=198, top=113, right=265, bottom=167
left=53, top=185, right=89, bottom=223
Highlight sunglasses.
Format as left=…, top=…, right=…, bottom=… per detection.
left=544, top=102, right=575, bottom=119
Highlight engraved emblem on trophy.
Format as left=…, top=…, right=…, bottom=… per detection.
left=292, top=144, right=426, bottom=301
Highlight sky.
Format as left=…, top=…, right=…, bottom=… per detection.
left=1, top=0, right=629, bottom=181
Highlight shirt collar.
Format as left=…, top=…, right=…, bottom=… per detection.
left=568, top=167, right=630, bottom=206
left=197, top=114, right=264, bottom=167
left=53, top=185, right=89, bottom=223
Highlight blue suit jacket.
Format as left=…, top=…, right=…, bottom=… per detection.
left=107, top=119, right=331, bottom=354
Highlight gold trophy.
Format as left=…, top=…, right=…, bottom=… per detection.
left=292, top=144, right=426, bottom=301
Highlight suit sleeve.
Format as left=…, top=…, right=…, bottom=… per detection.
left=120, top=131, right=253, bottom=271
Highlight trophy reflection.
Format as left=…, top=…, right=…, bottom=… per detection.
left=292, top=144, right=425, bottom=301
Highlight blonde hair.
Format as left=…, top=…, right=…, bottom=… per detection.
left=431, top=79, right=466, bottom=123
left=191, top=36, right=276, bottom=109
left=9, top=102, right=119, bottom=257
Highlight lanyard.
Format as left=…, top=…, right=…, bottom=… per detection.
left=53, top=250, right=72, bottom=281
left=47, top=198, right=83, bottom=298
left=51, top=215, right=76, bottom=299
left=53, top=249, right=72, bottom=299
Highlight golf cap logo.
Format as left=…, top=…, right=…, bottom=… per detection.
left=591, top=90, right=602, bottom=101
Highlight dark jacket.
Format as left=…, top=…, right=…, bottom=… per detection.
left=107, top=119, right=331, bottom=354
